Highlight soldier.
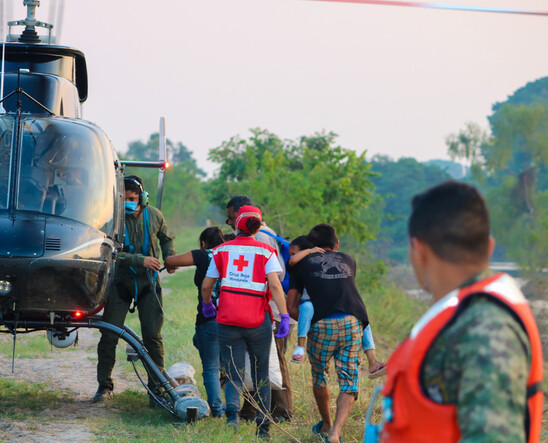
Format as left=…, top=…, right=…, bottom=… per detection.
left=377, top=181, right=543, bottom=443
left=93, top=176, right=175, bottom=405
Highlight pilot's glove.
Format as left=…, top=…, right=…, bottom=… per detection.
left=275, top=313, right=290, bottom=338
left=202, top=301, right=217, bottom=318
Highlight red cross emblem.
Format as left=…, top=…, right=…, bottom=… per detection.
left=233, top=254, right=249, bottom=272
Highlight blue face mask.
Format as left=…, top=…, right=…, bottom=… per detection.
left=125, top=201, right=139, bottom=214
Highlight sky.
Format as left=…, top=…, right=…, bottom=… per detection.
left=7, top=0, right=548, bottom=174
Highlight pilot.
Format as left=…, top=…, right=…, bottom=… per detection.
left=93, top=175, right=175, bottom=405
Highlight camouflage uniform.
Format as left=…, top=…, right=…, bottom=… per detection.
left=97, top=205, right=175, bottom=391
left=421, top=272, right=531, bottom=442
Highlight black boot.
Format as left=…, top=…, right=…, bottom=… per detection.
left=92, top=385, right=112, bottom=403
left=256, top=421, right=270, bottom=440
left=226, top=409, right=240, bottom=430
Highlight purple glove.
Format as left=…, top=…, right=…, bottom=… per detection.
left=202, top=301, right=217, bottom=318
left=275, top=313, right=290, bottom=338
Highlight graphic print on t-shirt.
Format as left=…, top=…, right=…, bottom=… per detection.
left=226, top=251, right=255, bottom=284
left=309, top=253, right=352, bottom=279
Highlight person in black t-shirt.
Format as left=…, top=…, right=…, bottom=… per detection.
left=164, top=227, right=226, bottom=417
left=287, top=224, right=380, bottom=443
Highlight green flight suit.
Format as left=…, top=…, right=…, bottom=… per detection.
left=97, top=205, right=175, bottom=391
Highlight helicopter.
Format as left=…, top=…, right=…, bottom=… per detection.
left=0, top=0, right=194, bottom=419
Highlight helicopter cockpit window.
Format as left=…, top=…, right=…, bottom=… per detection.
left=5, top=54, right=75, bottom=83
left=0, top=117, right=14, bottom=209
left=18, top=118, right=115, bottom=231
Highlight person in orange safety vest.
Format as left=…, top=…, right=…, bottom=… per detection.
left=369, top=181, right=543, bottom=443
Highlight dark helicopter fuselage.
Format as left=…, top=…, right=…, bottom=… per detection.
left=0, top=42, right=124, bottom=321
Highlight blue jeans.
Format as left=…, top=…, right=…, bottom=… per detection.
left=362, top=324, right=375, bottom=351
left=193, top=321, right=225, bottom=417
left=297, top=300, right=314, bottom=338
left=217, top=313, right=272, bottom=426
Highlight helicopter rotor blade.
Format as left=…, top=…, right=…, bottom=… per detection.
left=54, top=0, right=64, bottom=44
left=156, top=117, right=167, bottom=211
left=308, top=0, right=548, bottom=16
left=48, top=0, right=56, bottom=26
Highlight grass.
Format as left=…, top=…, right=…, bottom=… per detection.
left=0, top=379, right=75, bottom=414
left=0, top=332, right=60, bottom=358
left=94, top=268, right=424, bottom=442
left=0, top=238, right=546, bottom=441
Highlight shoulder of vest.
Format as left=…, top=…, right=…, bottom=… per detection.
left=411, top=274, right=528, bottom=339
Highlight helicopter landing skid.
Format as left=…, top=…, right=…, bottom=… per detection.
left=0, top=316, right=194, bottom=420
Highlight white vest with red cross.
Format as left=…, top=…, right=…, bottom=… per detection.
left=211, top=235, right=277, bottom=328
left=380, top=273, right=543, bottom=443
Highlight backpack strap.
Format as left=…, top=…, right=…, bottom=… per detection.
left=259, top=229, right=290, bottom=293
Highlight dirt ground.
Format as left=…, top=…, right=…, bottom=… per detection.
left=0, top=327, right=143, bottom=442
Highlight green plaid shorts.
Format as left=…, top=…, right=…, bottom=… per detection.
left=307, top=315, right=362, bottom=393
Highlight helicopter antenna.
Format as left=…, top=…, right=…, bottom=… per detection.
left=156, top=117, right=167, bottom=211
left=308, top=0, right=548, bottom=16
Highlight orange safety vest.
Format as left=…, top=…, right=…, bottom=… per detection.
left=211, top=235, right=276, bottom=328
left=380, top=273, right=543, bottom=443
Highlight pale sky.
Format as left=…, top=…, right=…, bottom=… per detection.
left=9, top=0, right=548, bottom=173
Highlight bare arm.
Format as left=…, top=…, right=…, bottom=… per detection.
left=267, top=272, right=288, bottom=315
left=286, top=288, right=302, bottom=321
left=164, top=251, right=195, bottom=271
left=288, top=247, right=325, bottom=266
left=201, top=277, right=217, bottom=304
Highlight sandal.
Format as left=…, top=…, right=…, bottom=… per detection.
left=290, top=346, right=305, bottom=364
left=312, top=420, right=326, bottom=436
left=368, top=362, right=387, bottom=379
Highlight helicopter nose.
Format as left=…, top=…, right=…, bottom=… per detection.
left=0, top=214, right=45, bottom=258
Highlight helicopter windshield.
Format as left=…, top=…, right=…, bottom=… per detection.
left=17, top=118, right=116, bottom=232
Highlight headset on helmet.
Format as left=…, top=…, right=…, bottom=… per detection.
left=124, top=176, right=149, bottom=207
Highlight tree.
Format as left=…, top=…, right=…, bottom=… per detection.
left=207, top=128, right=378, bottom=243
left=446, top=79, right=548, bottom=273
left=124, top=133, right=205, bottom=177
left=121, top=134, right=210, bottom=230
left=368, top=155, right=452, bottom=262
left=446, top=121, right=490, bottom=182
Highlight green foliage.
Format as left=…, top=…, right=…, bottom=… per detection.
left=492, top=76, right=548, bottom=111
left=446, top=121, right=490, bottom=182
left=446, top=77, right=548, bottom=275
left=121, top=134, right=216, bottom=230
left=124, top=133, right=205, bottom=176
left=208, top=128, right=378, bottom=242
left=368, top=155, right=452, bottom=262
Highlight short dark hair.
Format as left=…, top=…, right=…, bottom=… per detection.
left=124, top=175, right=143, bottom=195
left=226, top=195, right=253, bottom=212
left=199, top=227, right=225, bottom=250
left=308, top=224, right=338, bottom=249
left=290, top=235, right=313, bottom=251
left=408, top=180, right=490, bottom=264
